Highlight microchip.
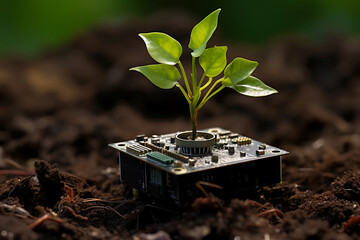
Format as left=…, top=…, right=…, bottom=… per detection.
left=147, top=152, right=174, bottom=164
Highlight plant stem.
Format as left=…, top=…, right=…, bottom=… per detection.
left=200, top=77, right=212, bottom=90
left=178, top=61, right=192, bottom=97
left=198, top=73, right=206, bottom=89
left=191, top=56, right=197, bottom=92
left=196, top=78, right=223, bottom=111
left=198, top=85, right=225, bottom=110
left=189, top=56, right=199, bottom=139
left=176, top=83, right=191, bottom=104
left=189, top=104, right=198, bottom=140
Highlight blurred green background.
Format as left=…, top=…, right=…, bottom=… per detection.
left=1, top=0, right=359, bottom=58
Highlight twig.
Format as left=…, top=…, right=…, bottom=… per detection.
left=82, top=205, right=125, bottom=219
left=244, top=199, right=274, bottom=210
left=64, top=174, right=90, bottom=188
left=195, top=181, right=223, bottom=199
left=83, top=198, right=136, bottom=213
left=64, top=206, right=88, bottom=221
left=3, top=158, right=25, bottom=170
left=342, top=215, right=360, bottom=233
left=83, top=198, right=132, bottom=204
left=258, top=208, right=285, bottom=219
left=193, top=181, right=224, bottom=211
left=29, top=214, right=64, bottom=230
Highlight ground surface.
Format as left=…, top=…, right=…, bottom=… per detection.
left=0, top=12, right=360, bottom=240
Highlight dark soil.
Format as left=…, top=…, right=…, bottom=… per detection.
left=1, top=11, right=360, bottom=239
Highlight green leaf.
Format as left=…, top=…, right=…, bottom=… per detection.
left=189, top=9, right=221, bottom=57
left=223, top=58, right=258, bottom=86
left=139, top=32, right=182, bottom=65
left=130, top=64, right=181, bottom=89
left=230, top=76, right=278, bottom=97
left=199, top=46, right=227, bottom=77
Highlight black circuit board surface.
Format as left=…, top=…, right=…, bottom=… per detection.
left=109, top=128, right=288, bottom=175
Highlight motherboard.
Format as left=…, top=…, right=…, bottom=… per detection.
left=109, top=127, right=288, bottom=203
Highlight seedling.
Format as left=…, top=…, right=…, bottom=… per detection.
left=130, top=9, right=277, bottom=140
left=109, top=9, right=287, bottom=204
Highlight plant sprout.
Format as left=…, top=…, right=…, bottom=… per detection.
left=130, top=9, right=277, bottom=140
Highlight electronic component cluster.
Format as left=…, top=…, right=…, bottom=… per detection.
left=109, top=128, right=287, bottom=203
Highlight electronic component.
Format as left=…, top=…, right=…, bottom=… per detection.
left=109, top=127, right=288, bottom=204
left=211, top=155, right=219, bottom=163
left=126, top=143, right=151, bottom=155
left=147, top=152, right=174, bottom=164
left=256, top=149, right=265, bottom=155
left=136, top=134, right=145, bottom=142
left=237, top=137, right=252, bottom=146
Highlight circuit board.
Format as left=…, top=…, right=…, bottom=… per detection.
left=109, top=128, right=288, bottom=203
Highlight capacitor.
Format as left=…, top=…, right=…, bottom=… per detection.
left=256, top=149, right=265, bottom=155
left=211, top=154, right=219, bottom=163
left=228, top=146, right=235, bottom=155
left=136, top=134, right=145, bottom=142
left=174, top=160, right=182, bottom=167
left=188, top=159, right=197, bottom=167
left=229, top=133, right=239, bottom=139
left=259, top=144, right=266, bottom=150
left=151, top=137, right=160, bottom=145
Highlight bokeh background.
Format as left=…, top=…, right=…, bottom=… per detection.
left=1, top=0, right=360, bottom=57
left=1, top=0, right=359, bottom=157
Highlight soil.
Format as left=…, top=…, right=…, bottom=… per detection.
left=0, top=11, right=360, bottom=240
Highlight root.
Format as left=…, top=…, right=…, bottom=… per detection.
left=193, top=181, right=224, bottom=211
left=244, top=199, right=285, bottom=222
left=258, top=208, right=285, bottom=222
left=342, top=215, right=360, bottom=233
left=3, top=158, right=26, bottom=170
left=83, top=198, right=134, bottom=205
left=195, top=181, right=223, bottom=199
left=29, top=214, right=64, bottom=230
left=82, top=205, right=126, bottom=219
left=63, top=206, right=88, bottom=221
left=244, top=199, right=267, bottom=208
